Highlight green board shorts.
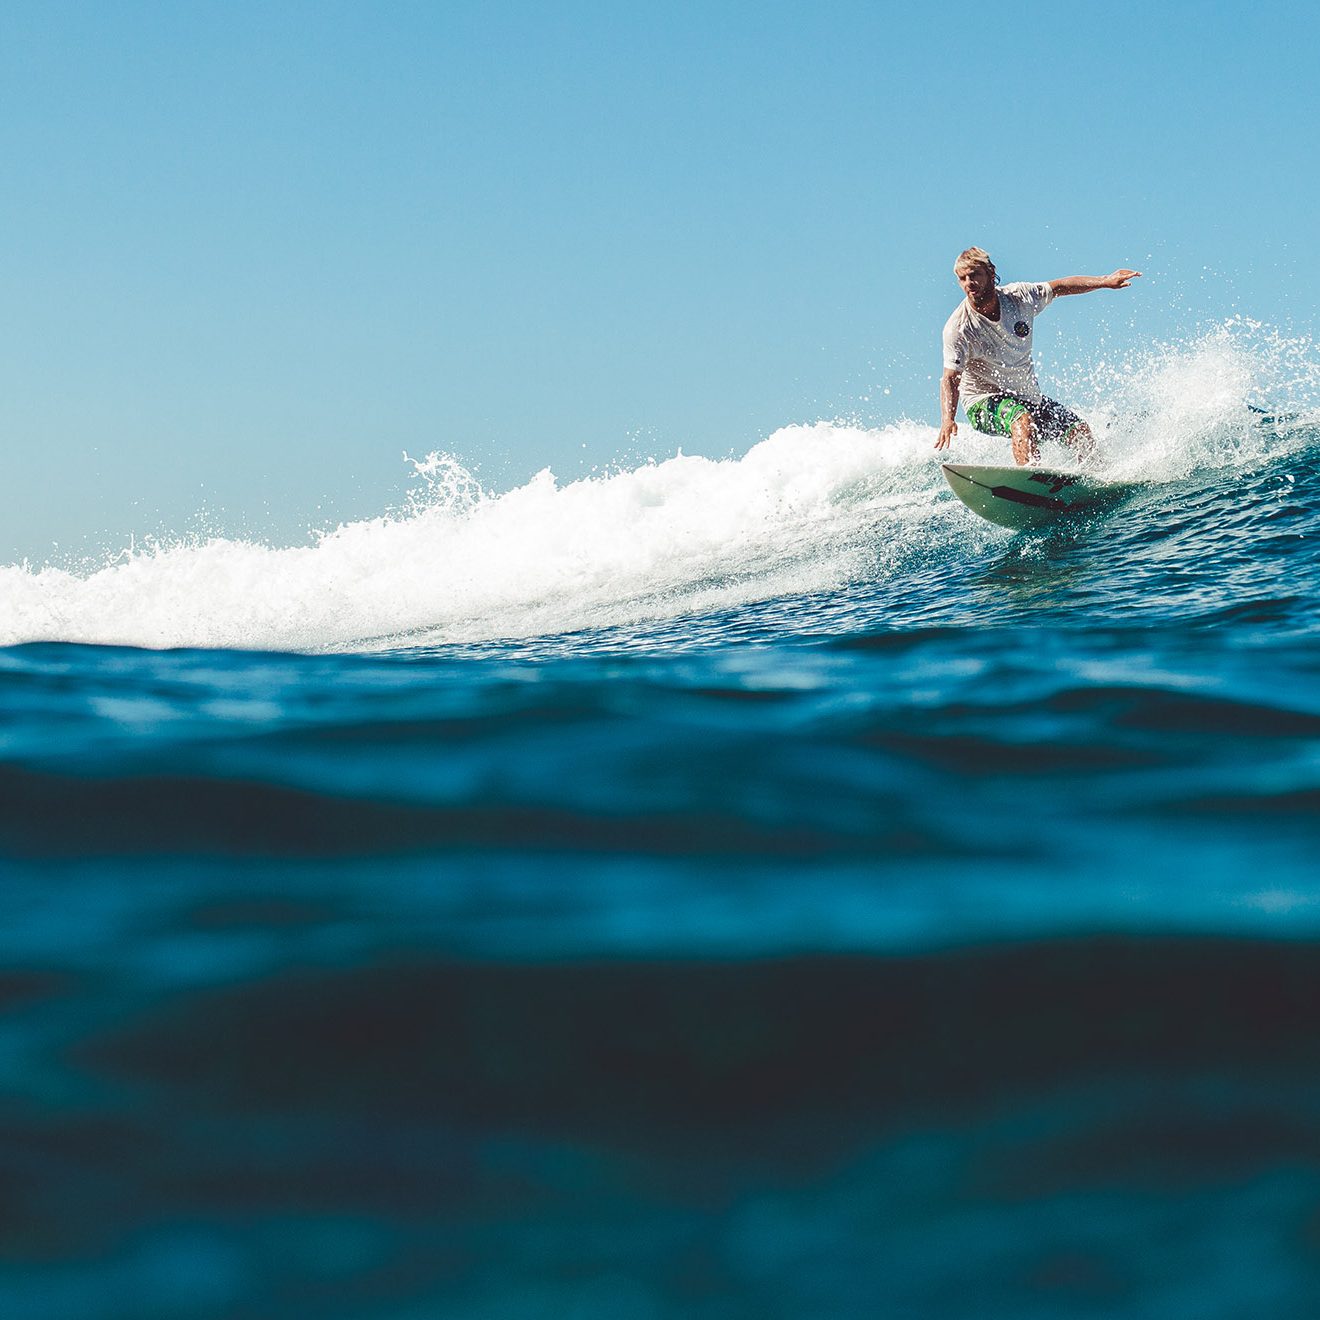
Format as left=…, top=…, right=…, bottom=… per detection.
left=965, top=393, right=1084, bottom=444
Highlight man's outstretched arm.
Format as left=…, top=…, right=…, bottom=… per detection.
left=1050, top=269, right=1142, bottom=296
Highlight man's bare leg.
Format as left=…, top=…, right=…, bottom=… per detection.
left=1010, top=412, right=1040, bottom=466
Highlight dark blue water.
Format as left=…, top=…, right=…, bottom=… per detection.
left=3, top=407, right=1320, bottom=1317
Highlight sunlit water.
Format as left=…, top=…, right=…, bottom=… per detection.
left=3, top=323, right=1319, bottom=1318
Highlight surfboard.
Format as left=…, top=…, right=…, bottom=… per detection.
left=941, top=463, right=1135, bottom=531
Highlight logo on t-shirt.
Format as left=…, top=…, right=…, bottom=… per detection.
left=1014, top=321, right=1030, bottom=338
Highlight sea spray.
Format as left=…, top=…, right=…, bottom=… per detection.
left=1059, top=318, right=1320, bottom=480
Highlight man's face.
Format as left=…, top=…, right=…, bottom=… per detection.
left=957, top=264, right=995, bottom=302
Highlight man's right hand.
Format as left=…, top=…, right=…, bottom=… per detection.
left=935, top=420, right=957, bottom=450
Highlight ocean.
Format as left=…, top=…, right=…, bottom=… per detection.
left=2, top=323, right=1319, bottom=1318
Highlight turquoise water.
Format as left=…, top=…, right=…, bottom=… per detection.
left=2, top=328, right=1319, bottom=1317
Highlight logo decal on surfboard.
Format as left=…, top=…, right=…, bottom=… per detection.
left=1029, top=472, right=1081, bottom=495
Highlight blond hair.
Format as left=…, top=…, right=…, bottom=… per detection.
left=954, top=247, right=996, bottom=282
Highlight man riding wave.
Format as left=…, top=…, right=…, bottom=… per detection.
left=936, top=248, right=1141, bottom=465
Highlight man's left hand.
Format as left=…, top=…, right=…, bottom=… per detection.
left=1105, top=269, right=1142, bottom=288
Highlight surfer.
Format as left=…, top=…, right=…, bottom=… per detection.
left=935, top=249, right=1141, bottom=465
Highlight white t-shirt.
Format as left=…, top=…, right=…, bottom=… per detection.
left=942, top=281, right=1055, bottom=407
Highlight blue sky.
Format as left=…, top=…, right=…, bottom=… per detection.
left=2, top=1, right=1316, bottom=562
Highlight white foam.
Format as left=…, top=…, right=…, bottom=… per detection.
left=0, top=421, right=952, bottom=652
